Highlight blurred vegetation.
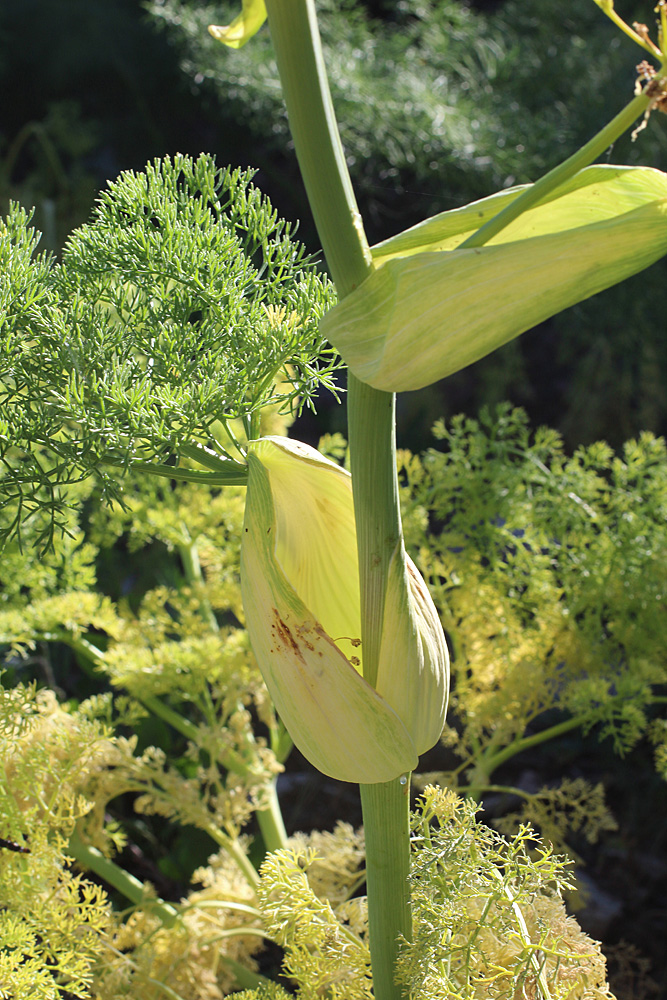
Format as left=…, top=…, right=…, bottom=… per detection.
left=3, top=0, right=667, bottom=449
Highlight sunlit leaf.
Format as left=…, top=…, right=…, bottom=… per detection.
left=322, top=166, right=667, bottom=391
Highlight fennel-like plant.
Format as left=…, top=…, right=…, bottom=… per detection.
left=2, top=1, right=667, bottom=998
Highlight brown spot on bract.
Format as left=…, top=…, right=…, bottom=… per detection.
left=407, top=559, right=428, bottom=600
left=273, top=609, right=306, bottom=663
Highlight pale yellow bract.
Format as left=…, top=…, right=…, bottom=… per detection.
left=240, top=437, right=449, bottom=783
left=321, top=165, right=667, bottom=392
left=208, top=0, right=267, bottom=49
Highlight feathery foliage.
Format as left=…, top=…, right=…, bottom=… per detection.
left=0, top=684, right=115, bottom=999
left=398, top=786, right=614, bottom=999
left=399, top=404, right=667, bottom=850
left=2, top=404, right=665, bottom=994
left=0, top=154, right=338, bottom=549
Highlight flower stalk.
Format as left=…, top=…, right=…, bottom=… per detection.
left=263, top=0, right=414, bottom=994
left=459, top=89, right=653, bottom=250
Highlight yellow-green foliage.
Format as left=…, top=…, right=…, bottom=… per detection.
left=1, top=406, right=665, bottom=996
left=0, top=684, right=114, bottom=999
left=399, top=406, right=667, bottom=803
left=0, top=683, right=269, bottom=1000
left=257, top=841, right=373, bottom=1000
left=238, top=792, right=616, bottom=1000
left=398, top=787, right=614, bottom=1000
left=0, top=445, right=282, bottom=996
left=491, top=778, right=618, bottom=865
left=0, top=692, right=618, bottom=1000
left=92, top=851, right=264, bottom=1000
left=231, top=986, right=292, bottom=1000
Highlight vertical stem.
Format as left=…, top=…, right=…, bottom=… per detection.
left=360, top=776, right=412, bottom=1000
left=259, top=775, right=288, bottom=853
left=347, top=377, right=400, bottom=686
left=348, top=377, right=412, bottom=1000
left=178, top=536, right=219, bottom=631
left=264, top=0, right=371, bottom=294
left=264, top=2, right=411, bottom=996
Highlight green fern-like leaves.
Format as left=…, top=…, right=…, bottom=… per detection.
left=0, top=154, right=338, bottom=548
left=60, top=154, right=338, bottom=427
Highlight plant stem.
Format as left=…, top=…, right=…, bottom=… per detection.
left=69, top=832, right=269, bottom=992
left=259, top=775, right=288, bottom=853
left=360, top=777, right=412, bottom=1000
left=461, top=90, right=651, bottom=250
left=264, top=2, right=411, bottom=995
left=178, top=536, right=219, bottom=631
left=593, top=0, right=663, bottom=57
left=141, top=692, right=201, bottom=742
left=347, top=379, right=402, bottom=685
left=219, top=957, right=274, bottom=991
left=492, top=869, right=552, bottom=1000
left=205, top=824, right=261, bottom=888
left=68, top=828, right=179, bottom=927
left=108, top=459, right=247, bottom=486
left=264, top=0, right=371, bottom=292
left=349, top=379, right=411, bottom=1000
left=478, top=711, right=593, bottom=776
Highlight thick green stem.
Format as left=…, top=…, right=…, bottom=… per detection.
left=106, top=458, right=247, bottom=486
left=347, top=378, right=401, bottom=687
left=220, top=958, right=274, bottom=991
left=360, top=777, right=412, bottom=1000
left=349, top=380, right=411, bottom=1000
left=205, top=825, right=261, bottom=888
left=264, top=2, right=411, bottom=995
left=264, top=0, right=371, bottom=293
